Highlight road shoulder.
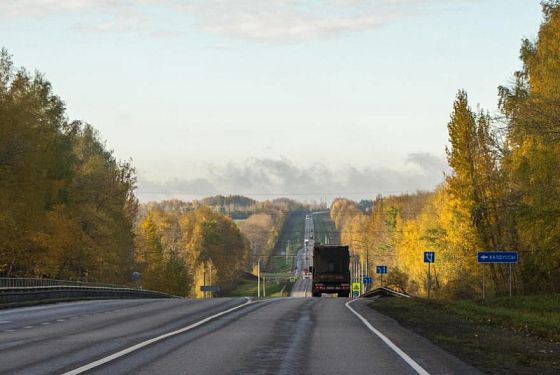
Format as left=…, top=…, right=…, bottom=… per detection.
left=350, top=299, right=483, bottom=375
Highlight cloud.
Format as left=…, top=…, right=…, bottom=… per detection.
left=1, top=0, right=472, bottom=42
left=176, top=0, right=403, bottom=42
left=136, top=153, right=448, bottom=202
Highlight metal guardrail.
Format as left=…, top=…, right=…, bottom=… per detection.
left=0, top=278, right=179, bottom=305
left=0, top=277, right=125, bottom=289
left=360, top=287, right=410, bottom=299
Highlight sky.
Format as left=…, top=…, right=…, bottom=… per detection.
left=0, top=0, right=544, bottom=202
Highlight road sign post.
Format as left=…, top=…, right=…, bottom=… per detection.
left=376, top=266, right=387, bottom=287
left=477, top=251, right=518, bottom=299
left=352, top=282, right=360, bottom=298
left=424, top=252, right=435, bottom=299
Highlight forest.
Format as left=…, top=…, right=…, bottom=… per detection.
left=0, top=42, right=309, bottom=295
left=1, top=2, right=558, bottom=299
left=332, top=2, right=560, bottom=298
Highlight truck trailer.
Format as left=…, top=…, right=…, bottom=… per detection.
left=311, top=244, right=350, bottom=297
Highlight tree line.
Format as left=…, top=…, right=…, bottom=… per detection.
left=0, top=45, right=312, bottom=295
left=0, top=48, right=137, bottom=283
left=332, top=2, right=560, bottom=298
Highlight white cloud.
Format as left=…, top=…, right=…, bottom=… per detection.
left=136, top=153, right=448, bottom=202
left=1, top=0, right=473, bottom=41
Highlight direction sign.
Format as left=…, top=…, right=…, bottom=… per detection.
left=363, top=277, right=372, bottom=284
left=424, top=252, right=435, bottom=263
left=376, top=266, right=387, bottom=274
left=477, top=252, right=518, bottom=264
left=352, top=282, right=361, bottom=292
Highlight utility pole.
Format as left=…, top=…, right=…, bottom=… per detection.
left=257, top=258, right=260, bottom=298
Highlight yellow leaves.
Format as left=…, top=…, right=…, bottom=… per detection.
left=134, top=205, right=250, bottom=297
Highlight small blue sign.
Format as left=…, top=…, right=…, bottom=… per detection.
left=477, top=252, right=518, bottom=264
left=376, top=266, right=387, bottom=274
left=363, top=277, right=372, bottom=284
left=424, top=252, right=435, bottom=263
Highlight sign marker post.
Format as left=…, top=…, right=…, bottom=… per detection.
left=376, top=266, right=387, bottom=287
left=423, top=252, right=435, bottom=299
left=477, top=251, right=518, bottom=299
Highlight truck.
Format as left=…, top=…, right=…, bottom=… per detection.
left=311, top=244, right=350, bottom=297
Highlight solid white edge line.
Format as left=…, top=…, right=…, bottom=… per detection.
left=345, top=299, right=430, bottom=375
left=63, top=297, right=254, bottom=375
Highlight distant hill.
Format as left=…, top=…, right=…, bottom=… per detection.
left=201, top=195, right=258, bottom=208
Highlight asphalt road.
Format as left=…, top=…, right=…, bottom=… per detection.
left=0, top=297, right=480, bottom=375
left=290, top=214, right=314, bottom=298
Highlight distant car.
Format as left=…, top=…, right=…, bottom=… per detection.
left=303, top=273, right=311, bottom=280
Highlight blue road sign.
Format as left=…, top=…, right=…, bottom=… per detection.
left=477, top=252, right=518, bottom=264
left=424, top=251, right=435, bottom=263
left=376, top=266, right=387, bottom=274
left=363, top=277, right=372, bottom=284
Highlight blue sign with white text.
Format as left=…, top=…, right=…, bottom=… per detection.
left=376, top=266, right=387, bottom=274
left=477, top=252, right=518, bottom=264
left=424, top=252, right=435, bottom=263
left=363, top=277, right=372, bottom=284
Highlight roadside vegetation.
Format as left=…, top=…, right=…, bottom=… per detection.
left=225, top=277, right=292, bottom=298
left=0, top=45, right=311, bottom=296
left=332, top=1, right=560, bottom=299
left=0, top=48, right=137, bottom=284
left=371, top=296, right=560, bottom=374
left=313, top=212, right=339, bottom=245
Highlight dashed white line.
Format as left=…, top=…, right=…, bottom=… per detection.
left=63, top=298, right=254, bottom=375
left=345, top=299, right=430, bottom=375
left=23, top=326, right=34, bottom=329
left=0, top=320, right=11, bottom=324
left=41, top=322, right=51, bottom=325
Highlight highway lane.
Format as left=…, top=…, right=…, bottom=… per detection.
left=291, top=214, right=314, bottom=297
left=0, top=297, right=481, bottom=374
left=0, top=298, right=248, bottom=375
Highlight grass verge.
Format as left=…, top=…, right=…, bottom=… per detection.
left=370, top=296, right=560, bottom=374
left=224, top=279, right=293, bottom=298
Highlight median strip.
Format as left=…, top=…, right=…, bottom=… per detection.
left=62, top=298, right=254, bottom=375
left=345, top=299, right=430, bottom=375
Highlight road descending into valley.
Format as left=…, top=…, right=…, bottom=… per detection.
left=0, top=213, right=480, bottom=374
left=290, top=214, right=314, bottom=298
left=0, top=297, right=480, bottom=375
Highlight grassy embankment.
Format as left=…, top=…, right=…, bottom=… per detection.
left=225, top=210, right=305, bottom=297
left=371, top=295, right=560, bottom=374
left=226, top=278, right=293, bottom=297
left=267, top=210, right=305, bottom=274
left=312, top=212, right=340, bottom=245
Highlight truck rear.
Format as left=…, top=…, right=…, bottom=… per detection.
left=311, top=245, right=350, bottom=297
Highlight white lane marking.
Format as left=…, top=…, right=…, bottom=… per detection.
left=56, top=319, right=66, bottom=322
left=23, top=326, right=34, bottom=329
left=345, top=299, right=430, bottom=375
left=63, top=298, right=254, bottom=375
left=41, top=322, right=51, bottom=325
left=0, top=321, right=11, bottom=324
left=3, top=329, right=16, bottom=333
